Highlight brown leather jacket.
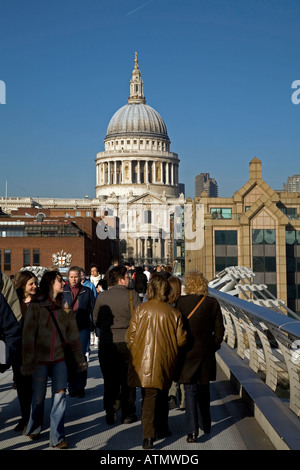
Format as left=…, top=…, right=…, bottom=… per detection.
left=127, top=299, right=187, bottom=390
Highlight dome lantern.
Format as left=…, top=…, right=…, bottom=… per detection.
left=128, top=52, right=145, bottom=104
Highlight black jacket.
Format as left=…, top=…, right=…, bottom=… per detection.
left=63, top=285, right=95, bottom=331
left=176, top=294, right=224, bottom=384
left=0, top=293, right=22, bottom=370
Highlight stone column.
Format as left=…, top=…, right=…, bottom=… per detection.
left=114, top=161, right=117, bottom=184
left=107, top=161, right=111, bottom=184
left=145, top=161, right=149, bottom=184
left=166, top=162, right=169, bottom=184
left=137, top=160, right=140, bottom=184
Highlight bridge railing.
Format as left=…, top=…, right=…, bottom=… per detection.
left=208, top=286, right=300, bottom=417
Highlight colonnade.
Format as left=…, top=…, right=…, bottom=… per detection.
left=97, top=159, right=178, bottom=186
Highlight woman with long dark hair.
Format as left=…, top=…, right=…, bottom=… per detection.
left=21, top=270, right=87, bottom=449
left=12, top=270, right=38, bottom=432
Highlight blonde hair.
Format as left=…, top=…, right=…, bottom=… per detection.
left=168, top=276, right=182, bottom=304
left=183, top=271, right=208, bottom=296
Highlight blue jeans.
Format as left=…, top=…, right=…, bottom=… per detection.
left=26, top=361, right=68, bottom=446
left=184, top=383, right=211, bottom=435
left=68, top=328, right=89, bottom=394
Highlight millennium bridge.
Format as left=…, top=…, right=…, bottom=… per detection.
left=0, top=266, right=299, bottom=454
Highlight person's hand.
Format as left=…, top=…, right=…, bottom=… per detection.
left=0, top=364, right=8, bottom=373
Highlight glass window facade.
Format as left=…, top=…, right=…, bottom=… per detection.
left=286, top=230, right=300, bottom=313
left=210, top=208, right=232, bottom=219
left=252, top=229, right=277, bottom=297
left=215, top=230, right=238, bottom=273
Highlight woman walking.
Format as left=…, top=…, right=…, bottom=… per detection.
left=21, top=270, right=87, bottom=448
left=127, top=273, right=187, bottom=450
left=12, top=270, right=38, bottom=432
left=176, top=271, right=224, bottom=443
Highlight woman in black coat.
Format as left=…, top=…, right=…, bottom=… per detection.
left=176, top=271, right=224, bottom=443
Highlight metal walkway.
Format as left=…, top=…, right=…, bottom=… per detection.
left=0, top=348, right=275, bottom=454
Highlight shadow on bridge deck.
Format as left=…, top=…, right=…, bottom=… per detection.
left=0, top=348, right=276, bottom=456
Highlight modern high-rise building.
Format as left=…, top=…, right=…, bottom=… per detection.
left=284, top=175, right=300, bottom=193
left=195, top=172, right=218, bottom=197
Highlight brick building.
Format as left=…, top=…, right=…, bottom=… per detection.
left=0, top=206, right=116, bottom=277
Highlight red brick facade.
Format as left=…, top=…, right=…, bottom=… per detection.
left=0, top=209, right=114, bottom=277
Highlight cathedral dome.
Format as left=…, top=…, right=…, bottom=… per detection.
left=105, top=102, right=169, bottom=140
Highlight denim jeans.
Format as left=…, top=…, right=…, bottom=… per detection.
left=184, top=383, right=211, bottom=435
left=68, top=327, right=89, bottom=394
left=26, top=361, right=68, bottom=446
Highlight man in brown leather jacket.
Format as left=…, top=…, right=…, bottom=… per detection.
left=93, top=265, right=141, bottom=425
left=127, top=273, right=187, bottom=450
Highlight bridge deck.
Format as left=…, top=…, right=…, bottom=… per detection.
left=0, top=349, right=275, bottom=453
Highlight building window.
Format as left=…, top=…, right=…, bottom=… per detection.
left=144, top=210, right=152, bottom=224
left=252, top=229, right=275, bottom=245
left=4, top=249, right=11, bottom=271
left=214, top=230, right=238, bottom=273
left=75, top=211, right=81, bottom=216
left=215, top=256, right=238, bottom=272
left=215, top=230, right=237, bottom=245
left=33, top=249, right=40, bottom=266
left=210, top=208, right=232, bottom=219
left=285, top=230, right=300, bottom=313
left=23, top=249, right=30, bottom=266
left=86, top=211, right=91, bottom=217
left=252, top=229, right=277, bottom=298
left=253, top=256, right=276, bottom=272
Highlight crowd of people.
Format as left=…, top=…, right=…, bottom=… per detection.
left=0, top=261, right=224, bottom=450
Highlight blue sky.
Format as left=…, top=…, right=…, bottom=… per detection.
left=0, top=0, right=299, bottom=200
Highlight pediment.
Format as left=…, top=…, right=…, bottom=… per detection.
left=240, top=195, right=289, bottom=226
left=128, top=192, right=167, bottom=205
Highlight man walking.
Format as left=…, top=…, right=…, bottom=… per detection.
left=93, top=265, right=141, bottom=424
left=63, top=266, right=95, bottom=397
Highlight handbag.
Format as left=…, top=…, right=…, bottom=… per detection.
left=187, top=295, right=206, bottom=319
left=49, top=310, right=78, bottom=381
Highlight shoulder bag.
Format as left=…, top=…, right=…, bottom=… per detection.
left=187, top=295, right=206, bottom=319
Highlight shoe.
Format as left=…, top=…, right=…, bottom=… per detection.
left=77, top=389, right=85, bottom=398
left=68, top=391, right=77, bottom=397
left=29, top=433, right=41, bottom=440
left=186, top=433, right=197, bottom=443
left=53, top=440, right=69, bottom=449
left=106, top=411, right=117, bottom=425
left=142, top=438, right=154, bottom=450
left=14, top=420, right=27, bottom=432
left=122, top=414, right=138, bottom=424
